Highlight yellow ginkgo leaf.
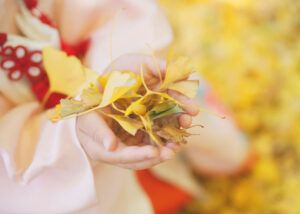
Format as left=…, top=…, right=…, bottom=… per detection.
left=125, top=93, right=159, bottom=116
left=161, top=57, right=194, bottom=89
left=60, top=99, right=86, bottom=117
left=48, top=105, right=62, bottom=122
left=78, top=67, right=98, bottom=92
left=42, top=47, right=97, bottom=96
left=105, top=113, right=143, bottom=135
left=125, top=96, right=147, bottom=116
left=149, top=100, right=176, bottom=114
left=148, top=131, right=164, bottom=146
left=148, top=101, right=183, bottom=120
left=100, top=71, right=141, bottom=107
left=125, top=91, right=180, bottom=116
left=139, top=115, right=163, bottom=146
left=168, top=80, right=199, bottom=98
left=98, top=72, right=111, bottom=88
left=157, top=124, right=190, bottom=144
left=81, top=84, right=102, bottom=108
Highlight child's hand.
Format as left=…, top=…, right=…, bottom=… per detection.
left=76, top=112, right=179, bottom=170
left=76, top=54, right=199, bottom=170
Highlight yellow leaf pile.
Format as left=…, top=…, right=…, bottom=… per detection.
left=48, top=56, right=199, bottom=146
left=160, top=0, right=300, bottom=213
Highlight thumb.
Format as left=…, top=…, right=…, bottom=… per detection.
left=76, top=112, right=118, bottom=152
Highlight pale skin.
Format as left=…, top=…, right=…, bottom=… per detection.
left=76, top=54, right=199, bottom=170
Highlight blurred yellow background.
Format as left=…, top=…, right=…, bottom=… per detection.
left=159, top=0, right=300, bottom=213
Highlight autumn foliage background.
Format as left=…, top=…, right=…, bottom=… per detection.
left=159, top=0, right=300, bottom=213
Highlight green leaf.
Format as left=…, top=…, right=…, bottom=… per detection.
left=148, top=101, right=183, bottom=120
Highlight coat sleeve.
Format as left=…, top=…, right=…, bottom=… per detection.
left=0, top=1, right=172, bottom=213
left=0, top=101, right=97, bottom=213
left=0, top=2, right=97, bottom=212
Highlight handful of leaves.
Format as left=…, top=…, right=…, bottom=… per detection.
left=48, top=48, right=199, bottom=146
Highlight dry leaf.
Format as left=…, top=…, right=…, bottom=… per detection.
left=104, top=113, right=143, bottom=136
left=81, top=84, right=102, bottom=107
left=98, top=72, right=111, bottom=88
left=48, top=105, right=62, bottom=122
left=168, top=80, right=199, bottom=98
left=60, top=99, right=86, bottom=117
left=157, top=124, right=190, bottom=144
left=150, top=105, right=183, bottom=121
left=125, top=95, right=150, bottom=116
left=48, top=54, right=201, bottom=146
left=42, top=47, right=97, bottom=96
left=139, top=115, right=164, bottom=146
left=148, top=100, right=183, bottom=120
left=100, top=71, right=141, bottom=107
left=161, top=57, right=194, bottom=89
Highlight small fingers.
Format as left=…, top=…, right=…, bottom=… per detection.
left=179, top=114, right=192, bottom=128
left=101, top=144, right=159, bottom=164
left=117, top=144, right=181, bottom=170
left=117, top=157, right=162, bottom=170
left=76, top=112, right=117, bottom=151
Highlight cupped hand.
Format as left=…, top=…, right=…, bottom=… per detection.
left=76, top=53, right=198, bottom=170
left=76, top=112, right=179, bottom=169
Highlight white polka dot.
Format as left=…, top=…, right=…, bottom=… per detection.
left=16, top=47, right=26, bottom=58
left=2, top=60, right=15, bottom=69
left=31, top=53, right=42, bottom=63
left=28, top=66, right=40, bottom=77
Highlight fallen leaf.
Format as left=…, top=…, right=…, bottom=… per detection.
left=148, top=100, right=183, bottom=120
left=150, top=105, right=183, bottom=121
left=42, top=47, right=97, bottom=96
left=47, top=55, right=200, bottom=147
left=100, top=71, right=141, bottom=107
left=48, top=105, right=62, bottom=122
left=60, top=99, right=86, bottom=117
left=81, top=84, right=102, bottom=107
left=98, top=72, right=111, bottom=88
left=125, top=91, right=181, bottom=116
left=105, top=113, right=143, bottom=135
left=139, top=115, right=164, bottom=146
left=168, top=80, right=199, bottom=98
left=161, top=57, right=194, bottom=89
left=157, top=124, right=190, bottom=144
left=125, top=95, right=150, bottom=116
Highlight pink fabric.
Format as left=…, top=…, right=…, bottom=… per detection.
left=0, top=105, right=97, bottom=213
left=0, top=0, right=171, bottom=213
